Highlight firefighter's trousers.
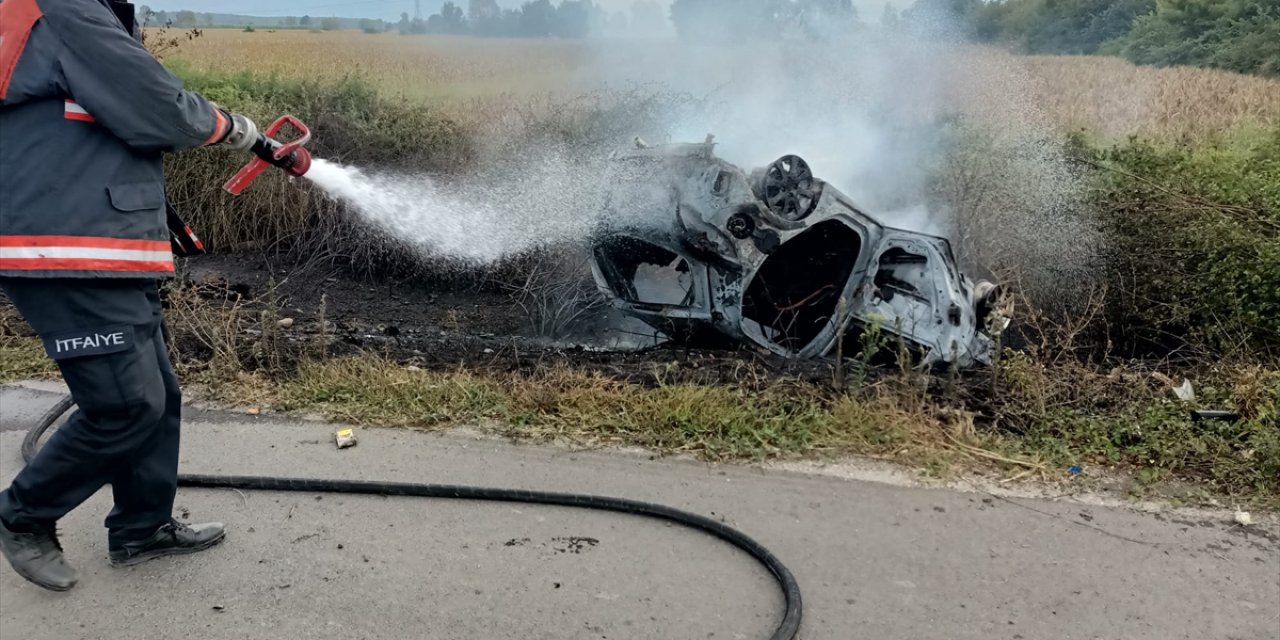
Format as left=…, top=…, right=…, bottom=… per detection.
left=0, top=279, right=180, bottom=547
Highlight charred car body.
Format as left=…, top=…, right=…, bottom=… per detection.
left=589, top=136, right=1010, bottom=368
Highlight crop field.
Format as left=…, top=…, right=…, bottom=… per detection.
left=168, top=28, right=1280, bottom=140
left=167, top=30, right=589, bottom=101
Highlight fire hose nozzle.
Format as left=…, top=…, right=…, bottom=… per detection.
left=223, top=115, right=313, bottom=196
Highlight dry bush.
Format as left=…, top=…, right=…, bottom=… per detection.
left=161, top=276, right=316, bottom=383
left=140, top=19, right=202, bottom=59
left=162, top=280, right=250, bottom=380
left=1230, top=366, right=1280, bottom=422
left=0, top=303, right=34, bottom=338
left=501, top=248, right=606, bottom=340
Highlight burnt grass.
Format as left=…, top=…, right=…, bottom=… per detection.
left=175, top=252, right=837, bottom=390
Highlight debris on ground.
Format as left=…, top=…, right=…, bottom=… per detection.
left=335, top=428, right=358, bottom=449
left=1172, top=379, right=1196, bottom=402
left=1191, top=410, right=1241, bottom=423
left=1234, top=511, right=1253, bottom=526
left=1152, top=372, right=1196, bottom=402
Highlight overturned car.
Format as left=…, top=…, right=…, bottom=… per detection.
left=589, top=136, right=1010, bottom=368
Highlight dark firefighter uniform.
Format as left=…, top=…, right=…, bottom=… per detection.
left=0, top=0, right=257, bottom=590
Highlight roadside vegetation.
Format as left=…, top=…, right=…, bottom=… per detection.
left=2, top=32, right=1276, bottom=506
left=1078, top=124, right=1280, bottom=356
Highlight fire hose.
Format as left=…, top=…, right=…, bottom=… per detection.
left=16, top=116, right=804, bottom=640
left=22, top=395, right=802, bottom=639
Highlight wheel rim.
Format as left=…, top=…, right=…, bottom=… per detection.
left=763, top=155, right=819, bottom=222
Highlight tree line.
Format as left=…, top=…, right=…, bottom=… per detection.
left=407, top=0, right=857, bottom=39
left=141, top=6, right=351, bottom=31
left=894, top=0, right=1280, bottom=77
left=402, top=0, right=669, bottom=38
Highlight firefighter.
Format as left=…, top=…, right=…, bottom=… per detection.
left=0, top=0, right=260, bottom=591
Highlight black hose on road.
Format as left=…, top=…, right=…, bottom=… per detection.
left=23, top=395, right=803, bottom=640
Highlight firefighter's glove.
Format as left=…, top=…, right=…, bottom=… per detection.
left=218, top=110, right=259, bottom=152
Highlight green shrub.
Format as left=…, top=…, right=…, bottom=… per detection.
left=1078, top=124, right=1280, bottom=356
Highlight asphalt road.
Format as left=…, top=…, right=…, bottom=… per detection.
left=1, top=383, right=1277, bottom=640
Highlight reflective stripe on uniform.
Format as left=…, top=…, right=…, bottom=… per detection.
left=0, top=0, right=44, bottom=100
left=0, top=236, right=173, bottom=273
left=0, top=258, right=175, bottom=272
left=1, top=246, right=171, bottom=261
left=64, top=99, right=96, bottom=122
left=202, top=108, right=228, bottom=145
left=0, top=236, right=170, bottom=250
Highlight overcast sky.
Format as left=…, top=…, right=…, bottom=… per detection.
left=138, top=0, right=907, bottom=23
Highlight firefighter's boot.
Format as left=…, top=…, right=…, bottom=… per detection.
left=109, top=519, right=225, bottom=567
left=0, top=517, right=78, bottom=591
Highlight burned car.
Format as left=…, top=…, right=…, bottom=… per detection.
left=589, top=136, right=1010, bottom=368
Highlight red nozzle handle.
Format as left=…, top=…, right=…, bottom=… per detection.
left=264, top=115, right=310, bottom=163
left=223, top=115, right=312, bottom=196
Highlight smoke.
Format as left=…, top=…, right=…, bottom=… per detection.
left=309, top=9, right=1099, bottom=309
left=568, top=18, right=1100, bottom=299
left=652, top=37, right=956, bottom=235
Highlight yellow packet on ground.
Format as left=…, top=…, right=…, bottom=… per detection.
left=335, top=428, right=357, bottom=449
